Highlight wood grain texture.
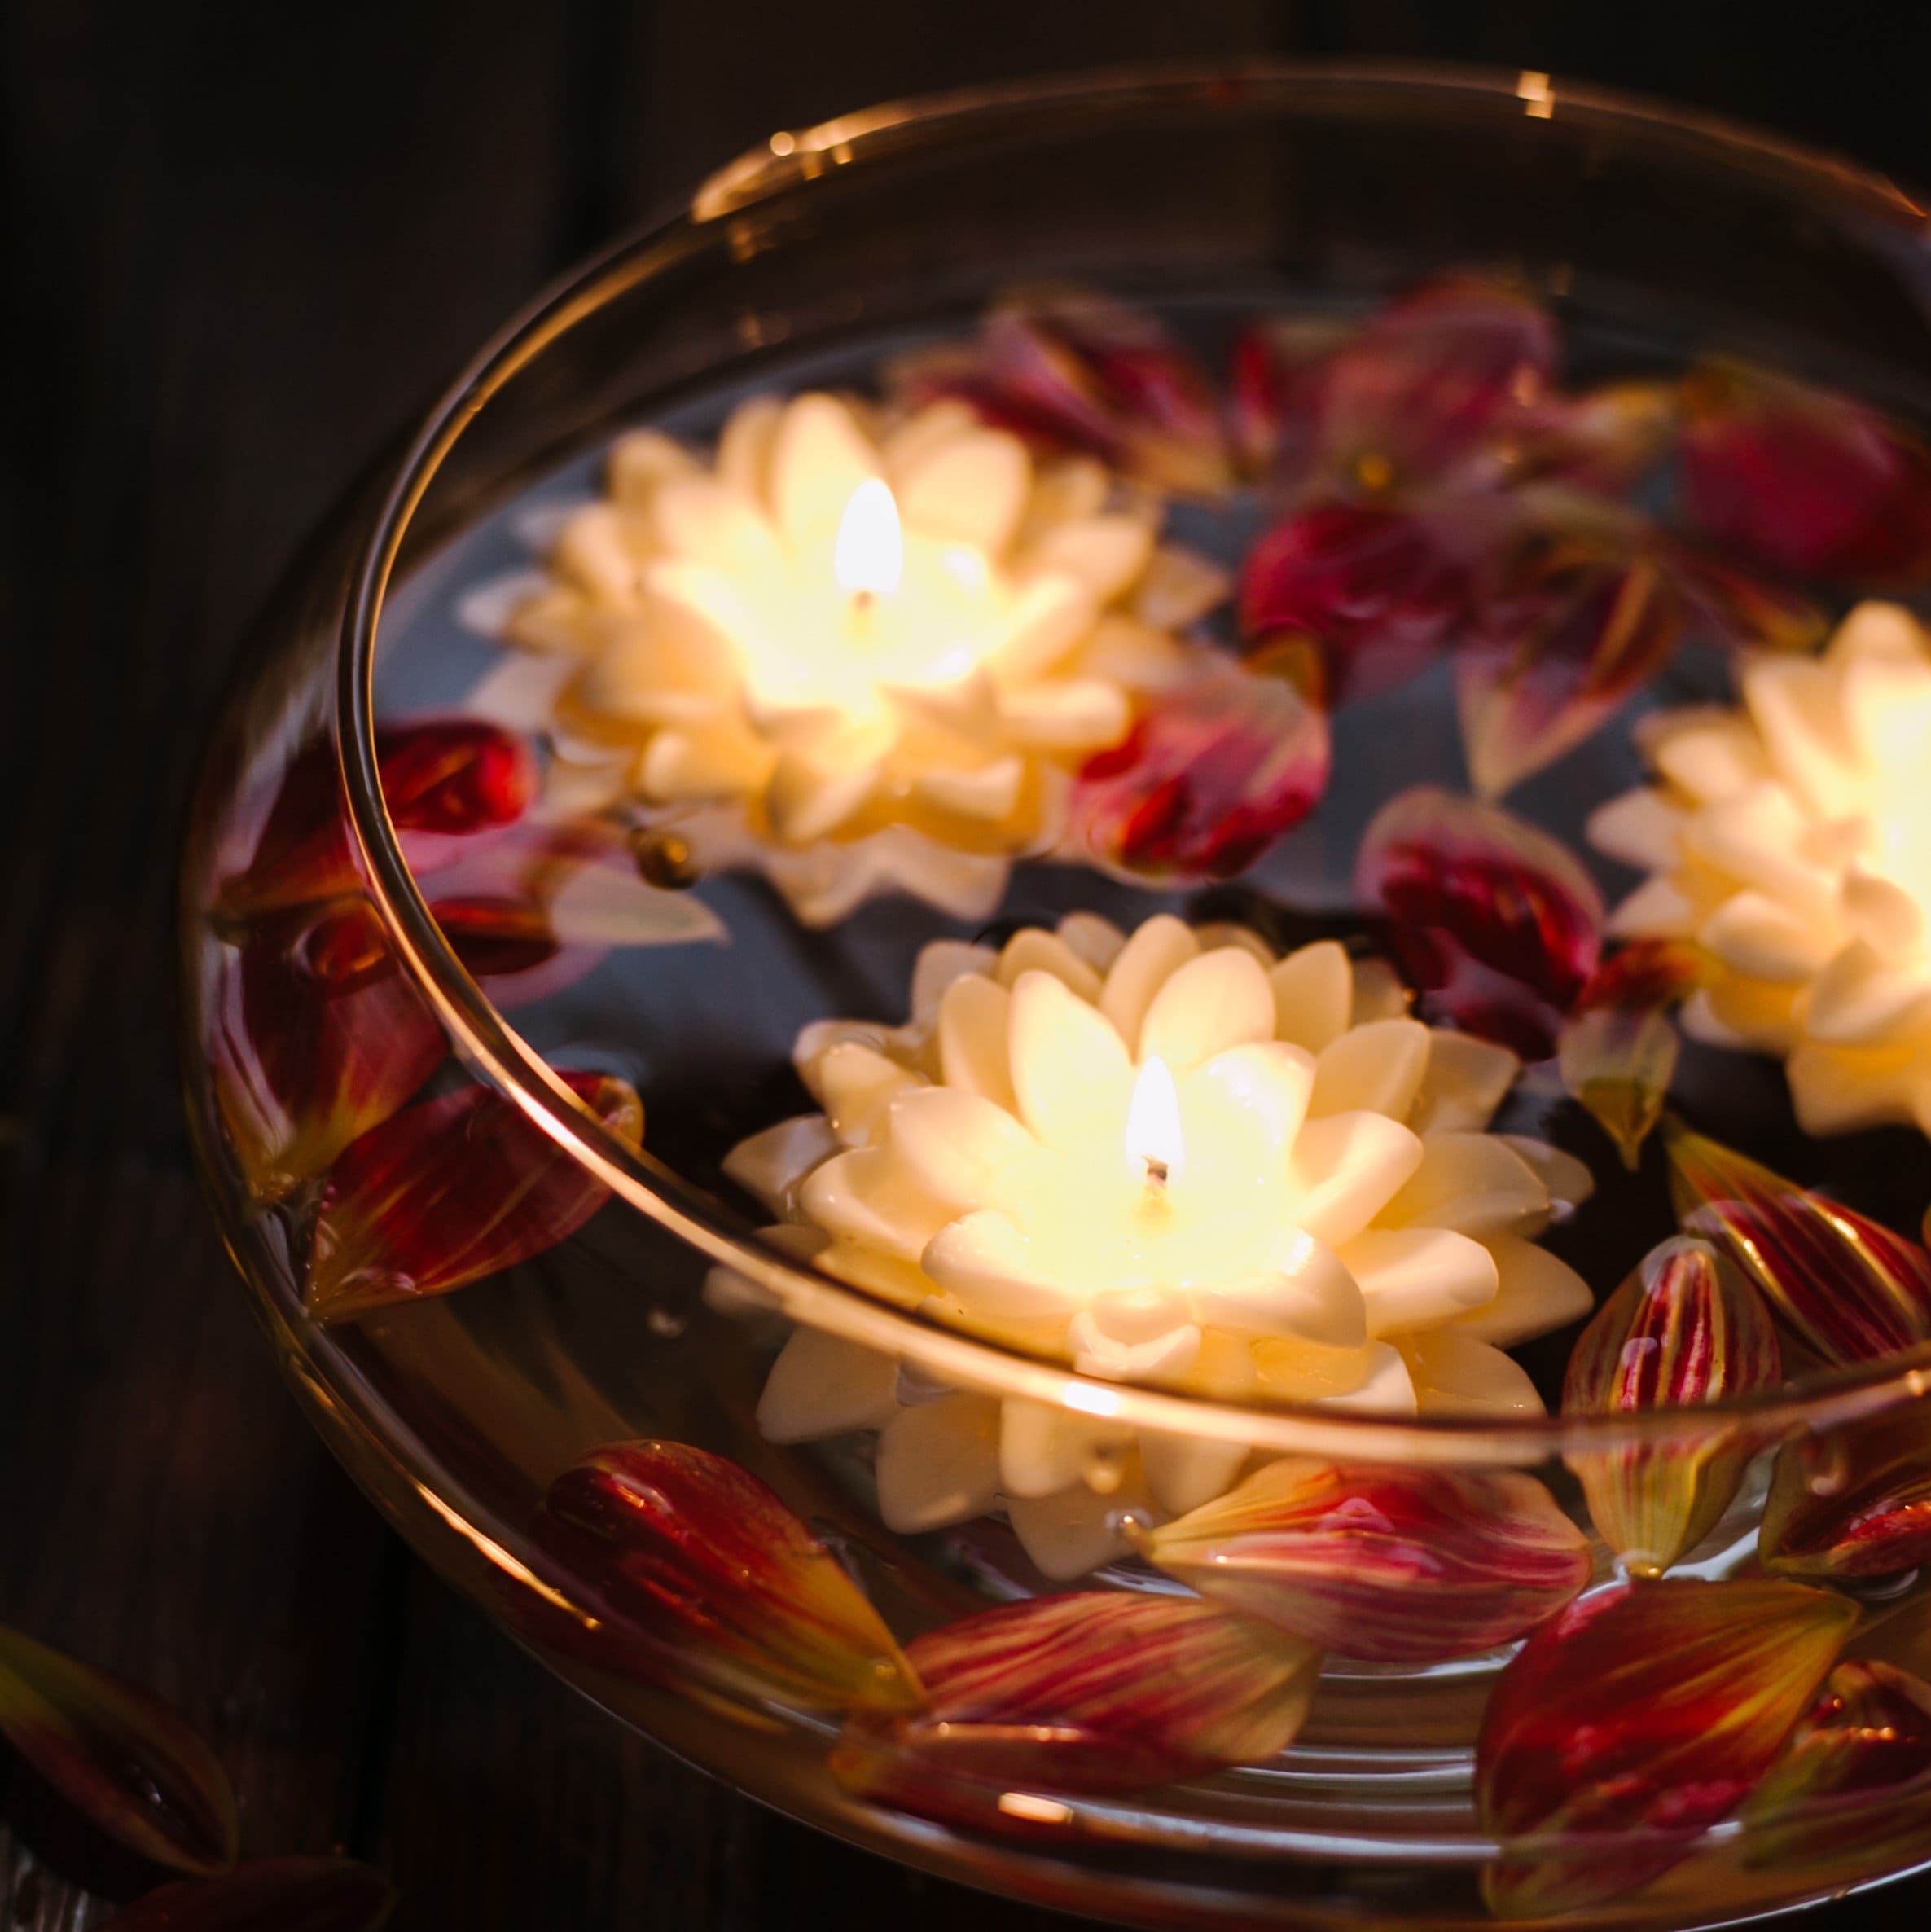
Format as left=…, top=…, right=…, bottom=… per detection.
left=3, top=0, right=1930, bottom=1925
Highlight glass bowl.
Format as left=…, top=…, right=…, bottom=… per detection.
left=180, top=62, right=1931, bottom=1930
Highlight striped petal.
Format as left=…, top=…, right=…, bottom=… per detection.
left=1478, top=1579, right=1859, bottom=1918
left=1665, top=1122, right=1931, bottom=1365
left=832, top=1592, right=1319, bottom=1824
left=1145, top=1459, right=1588, bottom=1662
left=521, top=1440, right=920, bottom=1715
left=1762, top=1408, right=1931, bottom=1583
left=1564, top=1236, right=1783, bottom=1575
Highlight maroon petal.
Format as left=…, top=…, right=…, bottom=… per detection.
left=210, top=899, right=445, bottom=1201
left=214, top=721, right=536, bottom=924
left=1066, top=650, right=1330, bottom=884
left=1509, top=379, right=1681, bottom=495
left=1762, top=1407, right=1931, bottom=1583
left=1312, top=276, right=1558, bottom=497
left=1227, top=314, right=1350, bottom=486
left=1563, top=1236, right=1783, bottom=1575
left=1144, top=1460, right=1590, bottom=1662
left=834, top=1592, right=1321, bottom=1825
left=304, top=1068, right=643, bottom=1319
left=103, top=1859, right=396, bottom=1930
left=0, top=1623, right=238, bottom=1876
left=1682, top=360, right=1931, bottom=584
left=1356, top=786, right=1604, bottom=1058
left=1478, top=1579, right=1859, bottom=1917
left=1663, top=542, right=1831, bottom=656
left=1665, top=1122, right=1931, bottom=1367
left=1456, top=525, right=1687, bottom=798
left=899, top=289, right=1230, bottom=494
left=1237, top=501, right=1470, bottom=703
left=520, top=1441, right=920, bottom=1716
left=1740, top=1662, right=1931, bottom=1876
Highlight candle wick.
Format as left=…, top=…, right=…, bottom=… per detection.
left=1144, top=1157, right=1170, bottom=1188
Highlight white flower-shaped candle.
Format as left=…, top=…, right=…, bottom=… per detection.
left=1591, top=601, right=1931, bottom=1137
left=494, top=393, right=1225, bottom=924
left=718, top=913, right=1594, bottom=1579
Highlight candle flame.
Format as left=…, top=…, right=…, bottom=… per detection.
left=1125, top=1056, right=1184, bottom=1187
left=833, top=477, right=903, bottom=599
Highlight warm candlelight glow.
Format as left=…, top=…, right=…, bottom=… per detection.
left=1125, top=1055, right=1184, bottom=1188
left=832, top=476, right=904, bottom=603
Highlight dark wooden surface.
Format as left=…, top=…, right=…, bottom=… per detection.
left=3, top=4, right=1930, bottom=1925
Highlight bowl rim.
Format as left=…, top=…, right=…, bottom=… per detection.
left=336, top=55, right=1931, bottom=1460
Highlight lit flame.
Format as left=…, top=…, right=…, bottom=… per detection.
left=1124, top=1056, right=1184, bottom=1187
left=832, top=476, right=903, bottom=599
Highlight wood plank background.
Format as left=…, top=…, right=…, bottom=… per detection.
left=2, top=3, right=1929, bottom=1925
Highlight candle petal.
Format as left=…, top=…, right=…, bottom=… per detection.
left=1138, top=945, right=1277, bottom=1074
left=997, top=1398, right=1132, bottom=1500
left=1097, top=912, right=1200, bottom=1053
left=1006, top=1464, right=1157, bottom=1580
left=1195, top=1240, right=1367, bottom=1349
left=720, top=1113, right=839, bottom=1215
left=757, top=1328, right=903, bottom=1443
left=768, top=393, right=880, bottom=549
left=1308, top=1016, right=1432, bottom=1121
left=1408, top=1030, right=1521, bottom=1133
left=1342, top=1227, right=1500, bottom=1337
left=1266, top=939, right=1354, bottom=1053
left=936, top=972, right=1017, bottom=1110
left=875, top=1393, right=1003, bottom=1533
left=832, top=1592, right=1322, bottom=1826
left=1477, top=1579, right=1859, bottom=1918
left=883, top=1085, right=1038, bottom=1211
left=1454, top=1235, right=1595, bottom=1346
left=1007, top=968, right=1134, bottom=1148
left=798, top=1146, right=952, bottom=1267
left=811, top=1042, right=920, bottom=1148
left=1145, top=1460, right=1588, bottom=1663
left=995, top=929, right=1104, bottom=1001
left=1402, top=1333, right=1546, bottom=1416
left=1289, top=1110, right=1426, bottom=1247
left=923, top=1209, right=1077, bottom=1320
left=1182, top=1039, right=1317, bottom=1153
left=1379, top=1131, right=1550, bottom=1239
left=893, top=424, right=1030, bottom=554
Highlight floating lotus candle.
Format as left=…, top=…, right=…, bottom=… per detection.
left=717, top=912, right=1594, bottom=1579
left=1591, top=601, right=1931, bottom=1137
left=487, top=393, right=1228, bottom=924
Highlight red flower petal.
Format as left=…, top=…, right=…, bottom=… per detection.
left=1356, top=786, right=1604, bottom=1059
left=898, top=289, right=1230, bottom=494
left=1665, top=1122, right=1931, bottom=1367
left=1509, top=380, right=1681, bottom=495
left=304, top=1068, right=642, bottom=1319
left=1664, top=542, right=1831, bottom=656
left=833, top=1592, right=1320, bottom=1825
left=1311, top=277, right=1558, bottom=498
left=1477, top=1579, right=1859, bottom=1917
left=1564, top=1236, right=1783, bottom=1575
left=103, top=1859, right=396, bottom=1930
left=1456, top=524, right=1687, bottom=798
left=1762, top=1407, right=1931, bottom=1583
left=1683, top=360, right=1931, bottom=584
left=1558, top=940, right=1707, bottom=1168
left=1237, top=501, right=1470, bottom=703
left=1143, top=1460, right=1590, bottom=1662
left=519, top=1440, right=920, bottom=1717
left=214, top=721, right=536, bottom=924
left=1066, top=652, right=1330, bottom=884
left=1227, top=314, right=1350, bottom=483
left=0, top=1622, right=239, bottom=1877
left=1740, top=1661, right=1931, bottom=1876
left=210, top=900, right=445, bottom=1201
